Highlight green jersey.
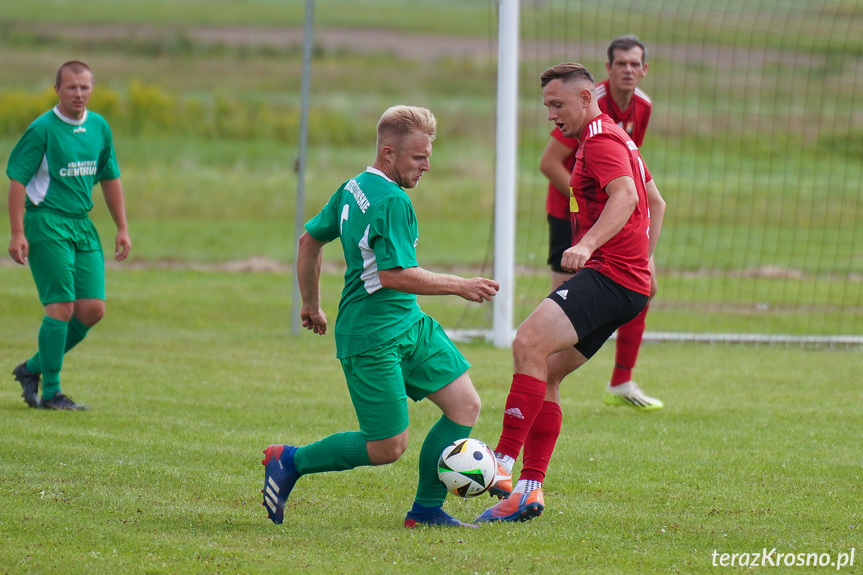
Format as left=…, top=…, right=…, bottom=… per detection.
left=6, top=107, right=121, bottom=217
left=306, top=167, right=424, bottom=358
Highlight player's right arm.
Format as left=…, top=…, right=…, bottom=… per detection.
left=6, top=121, right=46, bottom=265
left=561, top=175, right=638, bottom=272
left=7, top=179, right=28, bottom=265
left=296, top=231, right=328, bottom=335
left=539, top=137, right=576, bottom=198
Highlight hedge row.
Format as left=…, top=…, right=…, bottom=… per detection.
left=0, top=82, right=371, bottom=146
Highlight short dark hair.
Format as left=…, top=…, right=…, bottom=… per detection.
left=607, top=35, right=647, bottom=65
left=540, top=62, right=595, bottom=89
left=55, top=61, right=92, bottom=88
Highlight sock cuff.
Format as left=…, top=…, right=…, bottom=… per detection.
left=438, top=414, right=473, bottom=436
left=69, top=316, right=90, bottom=334
left=511, top=373, right=547, bottom=397
left=539, top=401, right=563, bottom=417
left=344, top=433, right=372, bottom=466
left=43, top=315, right=69, bottom=328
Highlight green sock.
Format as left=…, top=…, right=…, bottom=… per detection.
left=414, top=415, right=473, bottom=507
left=26, top=316, right=90, bottom=374
left=37, top=316, right=68, bottom=400
left=293, top=431, right=372, bottom=475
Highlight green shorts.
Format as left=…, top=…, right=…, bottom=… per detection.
left=24, top=209, right=105, bottom=305
left=340, top=315, right=471, bottom=441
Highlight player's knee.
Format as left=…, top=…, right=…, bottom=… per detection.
left=74, top=300, right=105, bottom=326
left=45, top=301, right=75, bottom=322
left=512, top=330, right=538, bottom=365
left=462, top=388, right=481, bottom=424
left=85, top=307, right=105, bottom=325
left=449, top=378, right=481, bottom=426
left=373, top=449, right=403, bottom=466
left=374, top=445, right=406, bottom=465
left=368, top=435, right=408, bottom=465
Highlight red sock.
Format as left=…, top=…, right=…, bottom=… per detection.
left=610, top=304, right=648, bottom=386
left=520, top=401, right=563, bottom=482
left=494, top=374, right=547, bottom=460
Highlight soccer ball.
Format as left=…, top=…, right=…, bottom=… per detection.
left=437, top=438, right=497, bottom=498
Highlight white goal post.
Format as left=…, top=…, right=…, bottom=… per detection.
left=490, top=0, right=520, bottom=348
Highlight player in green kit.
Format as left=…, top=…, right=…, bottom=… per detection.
left=261, top=105, right=509, bottom=528
left=7, top=61, right=131, bottom=410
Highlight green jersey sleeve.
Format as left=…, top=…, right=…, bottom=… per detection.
left=305, top=188, right=341, bottom=243
left=6, top=121, right=47, bottom=185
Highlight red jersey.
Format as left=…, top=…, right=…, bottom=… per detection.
left=569, top=113, right=653, bottom=295
left=544, top=80, right=652, bottom=218
left=595, top=79, right=652, bottom=147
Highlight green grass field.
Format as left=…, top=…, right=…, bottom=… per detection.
left=1, top=267, right=861, bottom=574
left=1, top=1, right=862, bottom=573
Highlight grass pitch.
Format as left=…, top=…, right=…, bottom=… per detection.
left=1, top=267, right=860, bottom=574
left=1, top=1, right=862, bottom=573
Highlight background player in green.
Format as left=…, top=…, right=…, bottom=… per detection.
left=7, top=60, right=131, bottom=410
left=261, top=105, right=507, bottom=528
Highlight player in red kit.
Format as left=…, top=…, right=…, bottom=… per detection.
left=477, top=62, right=666, bottom=523
left=539, top=35, right=661, bottom=410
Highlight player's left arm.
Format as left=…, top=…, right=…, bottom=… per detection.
left=644, top=178, right=665, bottom=258
left=379, top=266, right=498, bottom=303
left=376, top=197, right=498, bottom=303
left=561, top=175, right=638, bottom=272
left=100, top=178, right=131, bottom=261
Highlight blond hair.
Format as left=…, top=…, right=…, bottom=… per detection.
left=377, top=105, right=437, bottom=149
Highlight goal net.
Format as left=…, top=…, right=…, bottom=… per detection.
left=449, top=0, right=863, bottom=348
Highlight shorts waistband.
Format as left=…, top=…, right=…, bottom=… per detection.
left=26, top=207, right=89, bottom=219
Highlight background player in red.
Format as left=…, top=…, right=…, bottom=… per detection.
left=539, top=35, right=661, bottom=410
left=477, top=62, right=666, bottom=523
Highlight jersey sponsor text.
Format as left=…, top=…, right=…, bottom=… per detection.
left=346, top=179, right=370, bottom=213
left=60, top=161, right=98, bottom=177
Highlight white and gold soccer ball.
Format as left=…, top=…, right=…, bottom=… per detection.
left=437, top=438, right=497, bottom=498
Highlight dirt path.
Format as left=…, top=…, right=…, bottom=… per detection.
left=14, top=22, right=823, bottom=68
